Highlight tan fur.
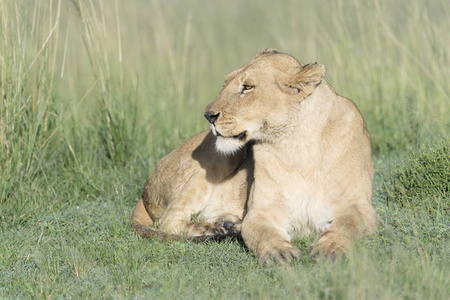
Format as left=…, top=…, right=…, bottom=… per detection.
left=130, top=130, right=252, bottom=240
left=131, top=49, right=377, bottom=264
left=204, top=49, right=377, bottom=264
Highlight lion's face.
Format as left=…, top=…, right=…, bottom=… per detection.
left=205, top=49, right=325, bottom=155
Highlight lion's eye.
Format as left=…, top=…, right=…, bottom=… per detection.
left=241, top=84, right=254, bottom=93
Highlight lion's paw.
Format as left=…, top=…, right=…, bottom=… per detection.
left=310, top=230, right=350, bottom=261
left=214, top=217, right=242, bottom=234
left=186, top=222, right=227, bottom=237
left=258, top=241, right=301, bottom=265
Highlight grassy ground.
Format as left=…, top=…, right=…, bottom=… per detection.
left=1, top=0, right=449, bottom=299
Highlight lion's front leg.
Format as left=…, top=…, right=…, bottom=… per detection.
left=241, top=209, right=301, bottom=265
left=310, top=204, right=377, bottom=260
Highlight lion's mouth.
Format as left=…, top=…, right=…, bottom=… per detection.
left=214, top=128, right=247, bottom=141
left=233, top=131, right=247, bottom=140
left=210, top=126, right=248, bottom=154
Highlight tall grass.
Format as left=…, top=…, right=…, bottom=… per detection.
left=3, top=0, right=448, bottom=171
left=2, top=0, right=448, bottom=204
left=1, top=0, right=449, bottom=298
left=0, top=0, right=65, bottom=205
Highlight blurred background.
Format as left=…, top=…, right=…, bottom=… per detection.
left=1, top=0, right=449, bottom=203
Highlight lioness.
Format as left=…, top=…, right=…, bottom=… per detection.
left=131, top=49, right=377, bottom=264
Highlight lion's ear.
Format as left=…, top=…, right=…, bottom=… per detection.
left=280, top=63, right=325, bottom=96
left=253, top=48, right=279, bottom=59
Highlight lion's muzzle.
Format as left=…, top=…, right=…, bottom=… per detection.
left=204, top=111, right=220, bottom=124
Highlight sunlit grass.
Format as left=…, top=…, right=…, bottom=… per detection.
left=1, top=0, right=449, bottom=298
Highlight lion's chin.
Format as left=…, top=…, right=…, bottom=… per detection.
left=214, top=136, right=246, bottom=155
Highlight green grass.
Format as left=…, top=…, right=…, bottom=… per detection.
left=384, top=138, right=449, bottom=209
left=1, top=0, right=449, bottom=299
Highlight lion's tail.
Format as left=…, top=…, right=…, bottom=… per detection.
left=130, top=198, right=182, bottom=241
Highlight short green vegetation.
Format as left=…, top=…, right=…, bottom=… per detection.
left=385, top=139, right=449, bottom=209
left=1, top=0, right=449, bottom=299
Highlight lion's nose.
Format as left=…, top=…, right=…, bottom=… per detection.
left=204, top=111, right=220, bottom=124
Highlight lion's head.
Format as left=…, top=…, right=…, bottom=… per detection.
left=204, top=49, right=326, bottom=155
